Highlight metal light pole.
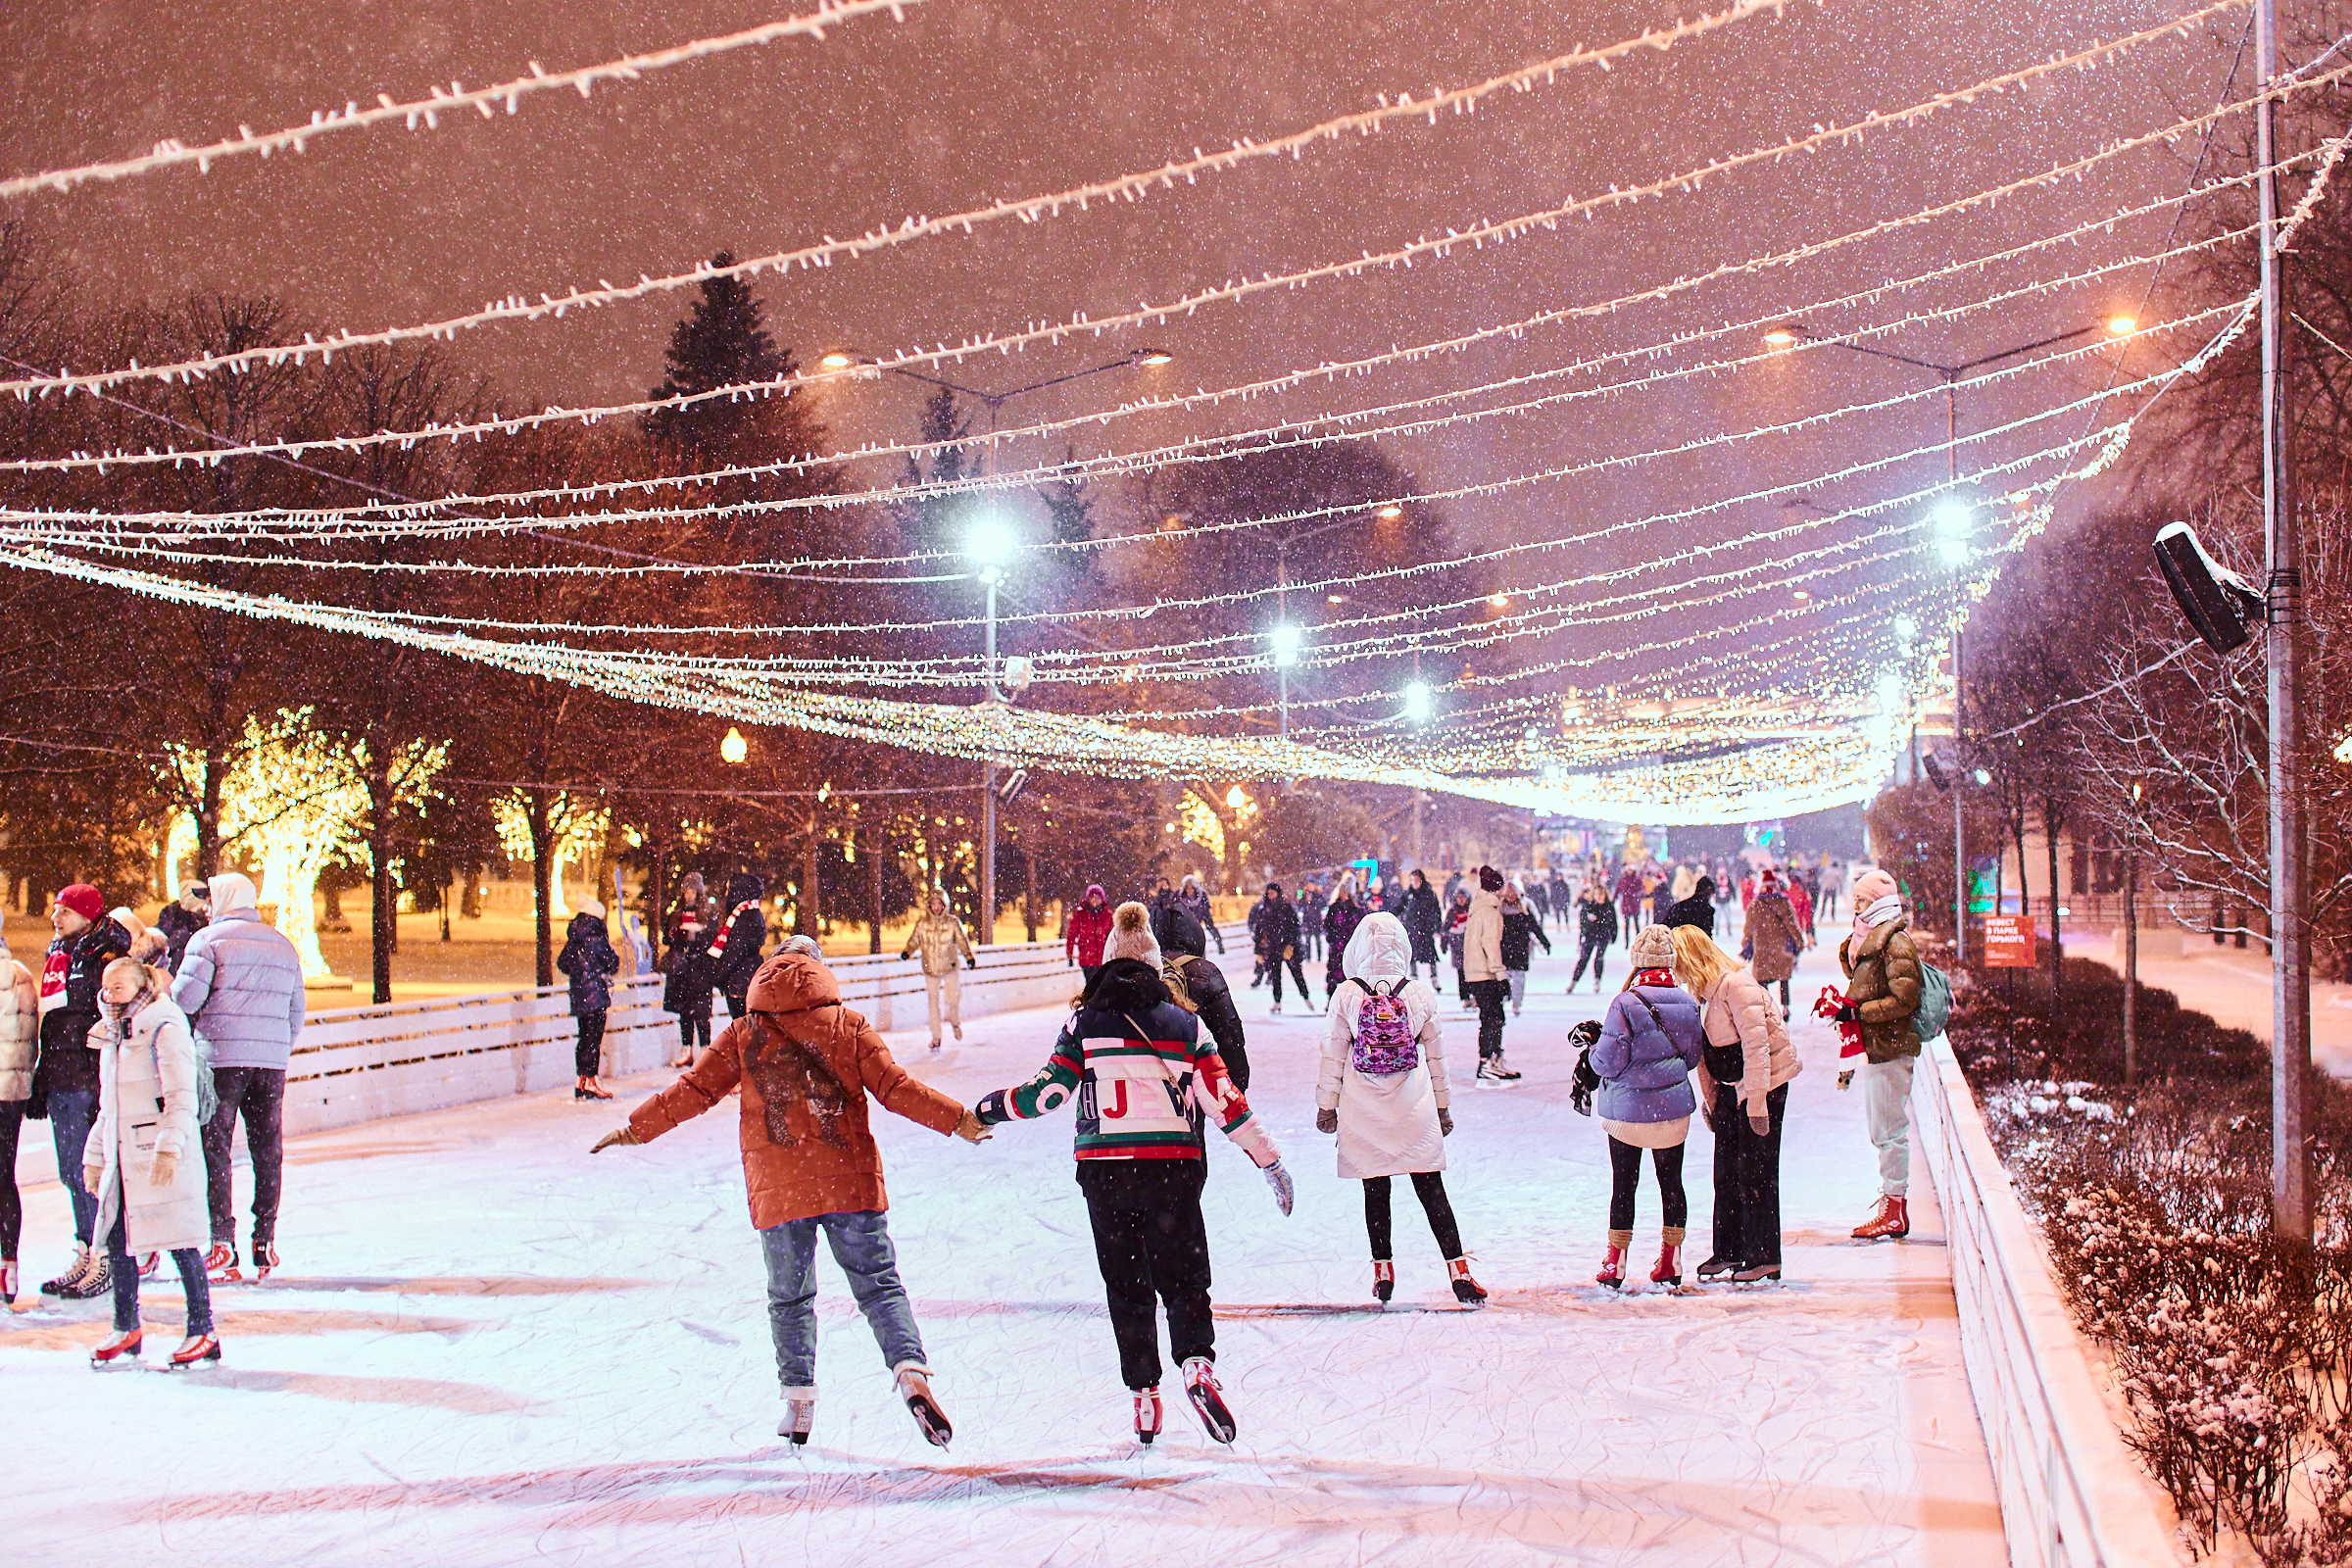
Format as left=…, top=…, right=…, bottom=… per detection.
left=825, top=347, right=1171, bottom=943
left=2256, top=0, right=2312, bottom=1242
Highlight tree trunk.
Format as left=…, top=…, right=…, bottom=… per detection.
left=369, top=756, right=397, bottom=1004
left=801, top=810, right=820, bottom=938
left=2042, top=796, right=2063, bottom=1022
left=529, top=787, right=555, bottom=988
left=197, top=742, right=226, bottom=878
left=867, top=825, right=884, bottom=955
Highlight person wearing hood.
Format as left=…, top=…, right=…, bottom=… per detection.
left=1316, top=913, right=1484, bottom=1306
left=1065, top=884, right=1115, bottom=987
left=1671, top=924, right=1800, bottom=1284
left=1589, top=923, right=1706, bottom=1290
left=1831, top=869, right=1924, bottom=1242
left=1570, top=875, right=1620, bottom=994
left=900, top=888, right=978, bottom=1052
left=557, top=901, right=621, bottom=1102
left=156, top=882, right=210, bottom=975
left=708, top=872, right=769, bottom=1022
left=34, top=885, right=135, bottom=1300
left=1251, top=883, right=1309, bottom=1015
left=85, top=957, right=220, bottom=1368
left=594, top=949, right=990, bottom=1448
left=1157, top=901, right=1250, bottom=1092
left=1461, top=867, right=1517, bottom=1082
left=1321, top=874, right=1366, bottom=1004
left=661, top=876, right=714, bottom=1069
left=1498, top=881, right=1551, bottom=1017
left=1662, top=875, right=1719, bottom=937
left=171, top=869, right=305, bottom=1285
left=1398, top=869, right=1444, bottom=981
left=0, top=935, right=35, bottom=1303
left=1175, top=874, right=1222, bottom=955
left=1739, top=868, right=1806, bottom=1021
left=972, top=902, right=1292, bottom=1448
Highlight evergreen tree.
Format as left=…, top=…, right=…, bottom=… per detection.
left=889, top=385, right=971, bottom=557
left=643, top=252, right=802, bottom=463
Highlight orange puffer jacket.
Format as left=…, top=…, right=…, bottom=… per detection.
left=628, top=951, right=963, bottom=1227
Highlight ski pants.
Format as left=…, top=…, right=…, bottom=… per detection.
left=1570, top=936, right=1609, bottom=990
left=1363, top=1171, right=1464, bottom=1261
left=1606, top=1135, right=1688, bottom=1236
left=1709, top=1083, right=1788, bottom=1267
left=1264, top=953, right=1308, bottom=1004
left=925, top=969, right=961, bottom=1042
left=760, top=1208, right=924, bottom=1393
left=1078, top=1159, right=1213, bottom=1391
left=204, top=1067, right=285, bottom=1248
left=574, top=1011, right=607, bottom=1077
left=1468, top=978, right=1507, bottom=1062
left=106, top=1207, right=211, bottom=1337
left=1862, top=1057, right=1916, bottom=1196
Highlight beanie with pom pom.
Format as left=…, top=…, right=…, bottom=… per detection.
left=1105, top=901, right=1162, bottom=966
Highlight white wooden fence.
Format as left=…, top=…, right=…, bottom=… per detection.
left=281, top=926, right=1242, bottom=1138
left=1911, top=1034, right=2188, bottom=1567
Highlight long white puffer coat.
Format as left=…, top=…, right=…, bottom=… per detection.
left=86, top=993, right=209, bottom=1254
left=1317, top=914, right=1450, bottom=1180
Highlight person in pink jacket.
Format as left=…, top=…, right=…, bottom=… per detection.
left=1672, top=925, right=1802, bottom=1283
left=1064, top=884, right=1115, bottom=986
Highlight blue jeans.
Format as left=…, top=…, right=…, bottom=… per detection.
left=759, top=1209, right=925, bottom=1392
left=47, top=1089, right=98, bottom=1245
left=107, top=1208, right=212, bottom=1336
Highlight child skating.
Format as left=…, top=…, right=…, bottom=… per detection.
left=971, top=902, right=1293, bottom=1446
left=1315, top=913, right=1486, bottom=1305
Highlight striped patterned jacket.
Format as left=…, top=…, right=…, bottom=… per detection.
left=975, top=958, right=1277, bottom=1167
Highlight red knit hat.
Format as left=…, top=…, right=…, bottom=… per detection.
left=55, top=883, right=103, bottom=923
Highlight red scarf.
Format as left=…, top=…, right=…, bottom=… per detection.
left=1631, top=967, right=1675, bottom=989
left=706, top=900, right=760, bottom=960
left=38, top=943, right=68, bottom=1014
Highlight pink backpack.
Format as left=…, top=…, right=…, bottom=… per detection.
left=1351, top=981, right=1420, bottom=1075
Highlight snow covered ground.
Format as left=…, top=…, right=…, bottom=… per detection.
left=5, top=930, right=2000, bottom=1565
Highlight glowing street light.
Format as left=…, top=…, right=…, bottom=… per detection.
left=1377, top=505, right=1404, bottom=521
left=1224, top=784, right=1249, bottom=811
left=1893, top=612, right=1920, bottom=644
left=1403, top=680, right=1434, bottom=723
left=1762, top=323, right=1803, bottom=347
left=720, top=726, right=750, bottom=764
left=1135, top=349, right=1175, bottom=367
left=818, top=351, right=859, bottom=370
left=2106, top=315, right=2137, bottom=336
left=1933, top=499, right=1974, bottom=567
left=966, top=513, right=1019, bottom=584
left=1268, top=622, right=1303, bottom=668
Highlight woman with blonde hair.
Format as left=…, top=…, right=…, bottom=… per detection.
left=1670, top=924, right=1801, bottom=1283
left=85, top=956, right=219, bottom=1367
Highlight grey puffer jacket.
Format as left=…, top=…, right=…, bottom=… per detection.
left=170, top=907, right=308, bottom=1071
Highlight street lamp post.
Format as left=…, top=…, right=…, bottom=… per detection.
left=825, top=347, right=1171, bottom=943
left=1767, top=315, right=2133, bottom=962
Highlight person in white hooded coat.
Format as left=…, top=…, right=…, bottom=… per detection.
left=85, top=958, right=219, bottom=1368
left=1316, top=913, right=1487, bottom=1306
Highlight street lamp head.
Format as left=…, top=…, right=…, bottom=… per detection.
left=1134, top=349, right=1175, bottom=367
left=1763, top=323, right=1804, bottom=347
left=1377, top=504, right=1404, bottom=521
left=1224, top=784, right=1247, bottom=810
left=818, top=352, right=858, bottom=370
left=2105, top=315, right=2137, bottom=337
left=1269, top=623, right=1303, bottom=668
left=1932, top=499, right=1973, bottom=567
left=965, top=513, right=1020, bottom=578
left=1893, top=612, right=1920, bottom=644
left=1403, top=680, right=1434, bottom=723
left=720, top=726, right=750, bottom=765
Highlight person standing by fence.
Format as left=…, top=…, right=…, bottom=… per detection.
left=172, top=871, right=305, bottom=1285
left=661, top=882, right=712, bottom=1068
left=901, top=889, right=977, bottom=1052
left=709, top=873, right=767, bottom=1023
left=559, top=901, right=620, bottom=1102
left=0, top=936, right=34, bottom=1303
left=1065, top=885, right=1115, bottom=989
left=35, top=885, right=133, bottom=1300
left=1834, top=869, right=1924, bottom=1242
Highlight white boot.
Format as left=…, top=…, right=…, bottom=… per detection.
left=778, top=1386, right=816, bottom=1445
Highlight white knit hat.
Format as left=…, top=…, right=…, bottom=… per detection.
left=1105, top=901, right=1162, bottom=966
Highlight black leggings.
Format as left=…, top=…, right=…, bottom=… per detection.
left=0, top=1102, right=20, bottom=1260
left=1363, top=1172, right=1463, bottom=1260
left=1606, top=1136, right=1688, bottom=1231
left=1571, top=937, right=1609, bottom=988
left=1265, top=955, right=1308, bottom=1004
left=675, top=1012, right=711, bottom=1056
left=575, top=1011, right=608, bottom=1076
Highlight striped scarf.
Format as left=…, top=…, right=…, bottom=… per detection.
left=706, top=900, right=760, bottom=961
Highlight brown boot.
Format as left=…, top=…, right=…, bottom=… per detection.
left=1851, top=1195, right=1910, bottom=1241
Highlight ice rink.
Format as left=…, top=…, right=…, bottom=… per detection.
left=5, top=930, right=2001, bottom=1565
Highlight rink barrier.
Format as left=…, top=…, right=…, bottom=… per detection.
left=278, top=923, right=1249, bottom=1138
left=1911, top=1034, right=2188, bottom=1568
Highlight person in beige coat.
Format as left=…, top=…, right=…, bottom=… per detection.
left=1672, top=926, right=1801, bottom=1283
left=0, top=937, right=35, bottom=1303
left=899, top=889, right=977, bottom=1051
left=1459, top=866, right=1517, bottom=1082
left=85, top=958, right=219, bottom=1368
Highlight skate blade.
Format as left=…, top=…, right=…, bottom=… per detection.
left=1185, top=1389, right=1237, bottom=1446
left=906, top=1396, right=954, bottom=1449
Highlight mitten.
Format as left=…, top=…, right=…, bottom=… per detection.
left=954, top=1109, right=994, bottom=1144
left=1439, top=1108, right=1454, bottom=1137
left=1314, top=1106, right=1338, bottom=1134
left=1811, top=985, right=1849, bottom=1021
left=965, top=956, right=978, bottom=970
left=1262, top=1159, right=1295, bottom=1216
left=590, top=1127, right=641, bottom=1153
left=149, top=1150, right=178, bottom=1188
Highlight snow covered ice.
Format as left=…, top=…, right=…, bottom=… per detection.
left=5, top=941, right=2000, bottom=1563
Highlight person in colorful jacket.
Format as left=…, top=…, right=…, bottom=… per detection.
left=1064, top=884, right=1115, bottom=985
left=973, top=902, right=1292, bottom=1448
left=900, top=888, right=977, bottom=1052
left=33, top=884, right=132, bottom=1301
left=595, top=949, right=991, bottom=1448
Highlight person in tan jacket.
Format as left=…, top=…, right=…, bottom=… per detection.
left=1459, top=867, right=1516, bottom=1082
left=900, top=888, right=978, bottom=1051
left=592, top=949, right=991, bottom=1448
left=1671, top=925, right=1801, bottom=1283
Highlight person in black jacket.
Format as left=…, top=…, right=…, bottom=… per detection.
left=1251, top=884, right=1310, bottom=1013
left=1662, top=875, right=1719, bottom=937
left=31, top=884, right=132, bottom=1301
left=1398, top=869, right=1444, bottom=981
left=709, top=872, right=767, bottom=1021
left=1499, top=882, right=1552, bottom=1015
left=557, top=903, right=622, bottom=1101
left=661, top=882, right=714, bottom=1067
left=155, top=883, right=210, bottom=975
left=1157, top=903, right=1250, bottom=1092
left=1570, top=877, right=1619, bottom=995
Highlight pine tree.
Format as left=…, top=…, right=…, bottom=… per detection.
left=643, top=252, right=798, bottom=462
left=890, top=385, right=970, bottom=557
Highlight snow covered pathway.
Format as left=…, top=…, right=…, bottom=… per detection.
left=4, top=936, right=2001, bottom=1565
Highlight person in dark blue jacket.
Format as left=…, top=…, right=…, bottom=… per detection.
left=558, top=902, right=621, bottom=1102
left=1588, top=923, right=1704, bottom=1291
left=709, top=873, right=768, bottom=1021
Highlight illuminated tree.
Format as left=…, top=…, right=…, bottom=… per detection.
left=495, top=791, right=612, bottom=921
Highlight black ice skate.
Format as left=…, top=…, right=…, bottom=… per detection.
left=894, top=1362, right=953, bottom=1448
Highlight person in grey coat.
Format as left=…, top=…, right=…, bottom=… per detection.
left=170, top=870, right=306, bottom=1282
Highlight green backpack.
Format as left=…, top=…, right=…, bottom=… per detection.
left=1912, top=960, right=1952, bottom=1044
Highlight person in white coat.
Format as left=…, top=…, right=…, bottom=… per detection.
left=1671, top=925, right=1802, bottom=1284
left=1316, top=913, right=1487, bottom=1305
left=85, top=958, right=219, bottom=1369
left=0, top=936, right=35, bottom=1304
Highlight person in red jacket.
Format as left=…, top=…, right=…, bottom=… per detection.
left=1065, top=884, right=1114, bottom=986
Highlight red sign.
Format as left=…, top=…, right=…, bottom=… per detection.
left=1982, top=914, right=2036, bottom=968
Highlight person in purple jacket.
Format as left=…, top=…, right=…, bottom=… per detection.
left=1588, top=923, right=1704, bottom=1291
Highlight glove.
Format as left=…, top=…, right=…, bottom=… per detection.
left=590, top=1127, right=641, bottom=1153
left=149, top=1150, right=178, bottom=1188
left=1314, top=1106, right=1338, bottom=1135
left=955, top=1109, right=994, bottom=1144
left=1262, top=1158, right=1295, bottom=1217
left=1066, top=956, right=1075, bottom=967
left=1439, top=1108, right=1454, bottom=1137
left=1748, top=1110, right=1771, bottom=1137
left=966, top=956, right=978, bottom=970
